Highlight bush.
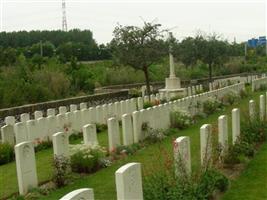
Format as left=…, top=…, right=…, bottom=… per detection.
left=145, top=128, right=166, bottom=144
left=70, top=145, right=107, bottom=173
left=170, top=111, right=193, bottom=130
left=143, top=147, right=229, bottom=200
left=0, top=143, right=14, bottom=165
left=143, top=102, right=154, bottom=109
left=203, top=99, right=222, bottom=115
left=52, top=155, right=70, bottom=188
left=34, top=140, right=52, bottom=152
left=221, top=92, right=240, bottom=105
left=96, top=124, right=107, bottom=133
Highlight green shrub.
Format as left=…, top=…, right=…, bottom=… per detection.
left=221, top=92, right=240, bottom=105
left=170, top=95, right=183, bottom=101
left=96, top=123, right=107, bottom=133
left=52, top=155, right=70, bottom=188
left=143, top=102, right=154, bottom=109
left=70, top=145, right=106, bottom=173
left=0, top=143, right=14, bottom=165
left=143, top=147, right=229, bottom=200
left=34, top=140, right=52, bottom=152
left=203, top=99, right=222, bottom=115
left=170, top=111, right=193, bottom=130
left=145, top=128, right=166, bottom=144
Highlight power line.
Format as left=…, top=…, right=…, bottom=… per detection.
left=62, top=0, right=67, bottom=31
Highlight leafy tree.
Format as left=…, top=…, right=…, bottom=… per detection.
left=111, top=22, right=167, bottom=95
left=199, top=34, right=229, bottom=82
left=174, top=37, right=198, bottom=68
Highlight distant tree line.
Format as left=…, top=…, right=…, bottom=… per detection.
left=0, top=29, right=111, bottom=65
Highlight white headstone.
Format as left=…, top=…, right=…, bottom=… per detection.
left=5, top=116, right=15, bottom=125
left=115, top=162, right=143, bottom=200
left=56, top=114, right=67, bottom=133
left=14, top=122, right=28, bottom=144
left=81, top=109, right=90, bottom=127
left=218, top=115, right=228, bottom=154
left=26, top=120, right=38, bottom=142
left=200, top=124, right=212, bottom=165
left=59, top=106, right=67, bottom=114
left=173, top=136, right=191, bottom=175
left=83, top=124, right=98, bottom=146
left=88, top=107, right=96, bottom=124
left=96, top=106, right=103, bottom=124
left=34, top=111, right=43, bottom=120
left=47, top=108, right=56, bottom=117
left=114, top=102, right=122, bottom=120
left=70, top=104, right=78, bottom=112
left=249, top=100, right=256, bottom=120
left=52, top=132, right=69, bottom=157
left=59, top=188, right=94, bottom=200
left=80, top=102, right=87, bottom=110
left=232, top=108, right=240, bottom=144
left=260, top=95, right=265, bottom=121
left=73, top=110, right=82, bottom=132
left=15, top=141, right=38, bottom=195
left=137, top=97, right=143, bottom=110
left=122, top=114, right=134, bottom=146
left=47, top=115, right=58, bottom=139
left=107, top=117, right=121, bottom=152
left=20, top=113, right=30, bottom=123
left=132, top=111, right=142, bottom=143
left=37, top=117, right=48, bottom=141
left=1, top=125, right=15, bottom=145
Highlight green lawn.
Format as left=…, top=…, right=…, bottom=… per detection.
left=0, top=90, right=265, bottom=199
left=222, top=142, right=267, bottom=200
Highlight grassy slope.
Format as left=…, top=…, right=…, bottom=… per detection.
left=222, top=142, right=267, bottom=200
left=0, top=130, right=109, bottom=198
left=37, top=91, right=264, bottom=200
left=0, top=90, right=265, bottom=199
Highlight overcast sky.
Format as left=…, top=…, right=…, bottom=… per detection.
left=0, top=0, right=266, bottom=44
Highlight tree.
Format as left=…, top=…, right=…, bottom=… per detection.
left=111, top=22, right=167, bottom=95
left=174, top=37, right=198, bottom=68
left=199, top=34, right=229, bottom=82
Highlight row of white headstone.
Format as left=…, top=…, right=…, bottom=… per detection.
left=11, top=84, right=266, bottom=197
left=107, top=83, right=245, bottom=152
left=1, top=80, right=242, bottom=146
left=252, top=76, right=267, bottom=92
left=1, top=97, right=143, bottom=145
left=58, top=92, right=267, bottom=200
left=58, top=93, right=267, bottom=200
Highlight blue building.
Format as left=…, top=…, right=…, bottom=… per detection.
left=247, top=36, right=266, bottom=48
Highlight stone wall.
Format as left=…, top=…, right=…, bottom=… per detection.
left=0, top=90, right=129, bottom=119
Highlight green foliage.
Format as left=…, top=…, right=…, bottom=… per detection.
left=203, top=99, right=223, bottom=115
left=96, top=124, right=108, bottom=133
left=224, top=115, right=267, bottom=165
left=52, top=155, right=71, bottom=188
left=145, top=128, right=166, bottom=144
left=34, top=140, right=52, bottom=152
left=170, top=111, right=193, bottom=130
left=0, top=143, right=14, bottom=165
left=114, top=143, right=142, bottom=156
left=221, top=92, right=240, bottom=105
left=143, top=102, right=154, bottom=109
left=143, top=147, right=229, bottom=200
left=70, top=145, right=106, bottom=173
left=111, top=22, right=167, bottom=95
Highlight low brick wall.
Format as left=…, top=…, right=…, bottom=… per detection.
left=0, top=90, right=129, bottom=119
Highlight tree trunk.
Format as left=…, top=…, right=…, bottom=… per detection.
left=208, top=63, right=212, bottom=83
left=143, top=66, right=151, bottom=99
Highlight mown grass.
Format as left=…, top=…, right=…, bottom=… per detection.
left=222, top=142, right=267, bottom=200
left=0, top=90, right=265, bottom=199
left=37, top=91, right=264, bottom=200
